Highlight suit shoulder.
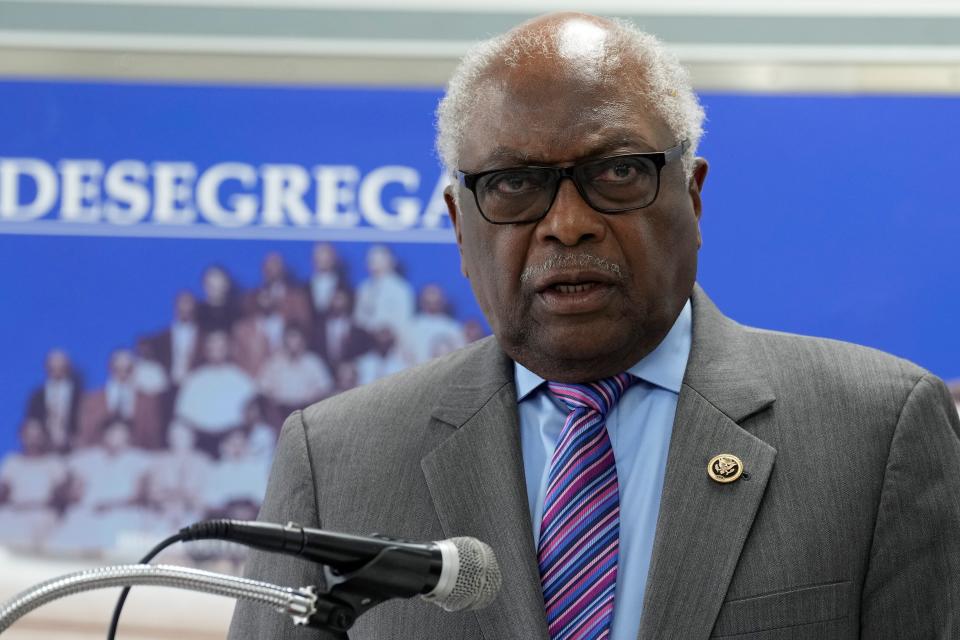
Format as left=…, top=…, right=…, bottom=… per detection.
left=742, top=324, right=932, bottom=407
left=298, top=337, right=500, bottom=439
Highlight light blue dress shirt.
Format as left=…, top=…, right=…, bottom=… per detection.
left=515, top=300, right=692, bottom=640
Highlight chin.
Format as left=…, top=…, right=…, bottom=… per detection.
left=550, top=341, right=630, bottom=366
left=514, top=332, right=638, bottom=381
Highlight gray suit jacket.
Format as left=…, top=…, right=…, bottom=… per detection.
left=229, top=287, right=960, bottom=639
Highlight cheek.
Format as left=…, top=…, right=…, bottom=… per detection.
left=459, top=218, right=487, bottom=281
left=656, top=212, right=701, bottom=291
left=460, top=225, right=529, bottom=314
left=618, top=212, right=699, bottom=286
left=459, top=224, right=497, bottom=306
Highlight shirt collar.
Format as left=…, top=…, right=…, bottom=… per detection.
left=513, top=298, right=692, bottom=400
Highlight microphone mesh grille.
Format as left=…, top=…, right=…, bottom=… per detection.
left=437, top=537, right=502, bottom=611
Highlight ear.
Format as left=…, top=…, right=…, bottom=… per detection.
left=444, top=185, right=469, bottom=278
left=687, top=157, right=709, bottom=248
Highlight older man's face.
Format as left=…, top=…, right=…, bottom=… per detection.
left=447, top=53, right=706, bottom=382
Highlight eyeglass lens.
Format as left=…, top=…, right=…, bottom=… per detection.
left=474, top=154, right=660, bottom=223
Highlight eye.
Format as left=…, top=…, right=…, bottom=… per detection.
left=589, top=157, right=655, bottom=184
left=482, top=169, right=545, bottom=195
left=601, top=163, right=637, bottom=181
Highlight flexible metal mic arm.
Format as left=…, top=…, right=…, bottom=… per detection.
left=0, top=543, right=468, bottom=637
left=0, top=564, right=323, bottom=634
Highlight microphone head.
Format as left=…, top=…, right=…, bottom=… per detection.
left=424, top=537, right=502, bottom=612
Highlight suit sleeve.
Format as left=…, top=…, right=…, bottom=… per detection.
left=228, top=410, right=340, bottom=639
left=860, top=374, right=960, bottom=637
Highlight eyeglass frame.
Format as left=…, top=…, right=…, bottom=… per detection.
left=455, top=139, right=689, bottom=225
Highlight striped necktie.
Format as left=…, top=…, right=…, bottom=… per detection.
left=539, top=373, right=634, bottom=640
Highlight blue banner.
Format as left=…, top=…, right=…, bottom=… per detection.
left=0, top=79, right=957, bottom=557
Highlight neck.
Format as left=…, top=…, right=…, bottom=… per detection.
left=508, top=331, right=668, bottom=383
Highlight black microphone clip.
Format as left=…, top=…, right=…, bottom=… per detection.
left=317, top=533, right=437, bottom=632
left=179, top=519, right=440, bottom=634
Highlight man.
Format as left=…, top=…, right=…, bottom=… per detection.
left=353, top=244, right=415, bottom=336
left=309, top=242, right=351, bottom=318
left=232, top=288, right=285, bottom=377
left=175, top=331, right=256, bottom=455
left=0, top=417, right=66, bottom=551
left=258, top=324, right=334, bottom=419
left=203, top=425, right=272, bottom=518
left=231, top=13, right=960, bottom=640
left=147, top=290, right=204, bottom=387
left=259, top=251, right=313, bottom=330
left=354, top=326, right=407, bottom=386
left=77, top=349, right=163, bottom=449
left=400, top=284, right=466, bottom=366
left=25, top=349, right=84, bottom=453
left=132, top=337, right=170, bottom=397
left=142, top=419, right=212, bottom=532
left=313, top=288, right=372, bottom=369
left=197, top=264, right=242, bottom=334
left=49, top=418, right=153, bottom=554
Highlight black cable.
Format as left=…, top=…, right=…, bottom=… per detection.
left=105, top=531, right=185, bottom=640
left=106, top=520, right=237, bottom=639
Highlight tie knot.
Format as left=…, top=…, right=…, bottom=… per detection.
left=547, top=373, right=634, bottom=417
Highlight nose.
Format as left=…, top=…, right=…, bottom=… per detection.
left=534, top=177, right=607, bottom=247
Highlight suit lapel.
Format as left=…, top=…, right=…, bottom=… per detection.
left=638, top=286, right=778, bottom=640
left=421, top=339, right=550, bottom=640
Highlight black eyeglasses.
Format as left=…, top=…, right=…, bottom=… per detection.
left=456, top=140, right=688, bottom=225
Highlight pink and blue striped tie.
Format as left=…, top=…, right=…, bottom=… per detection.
left=538, top=374, right=634, bottom=640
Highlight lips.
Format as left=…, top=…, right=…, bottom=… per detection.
left=533, top=269, right=619, bottom=293
left=532, top=269, right=619, bottom=314
left=552, top=283, right=597, bottom=294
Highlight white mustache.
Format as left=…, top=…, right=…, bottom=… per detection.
left=520, top=254, right=625, bottom=284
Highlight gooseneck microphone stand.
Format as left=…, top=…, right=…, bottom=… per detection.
left=0, top=564, right=323, bottom=635
left=0, top=542, right=452, bottom=637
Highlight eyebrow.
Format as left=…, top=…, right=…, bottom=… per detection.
left=473, top=134, right=658, bottom=170
left=476, top=147, right=535, bottom=169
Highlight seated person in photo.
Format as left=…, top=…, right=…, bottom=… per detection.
left=258, top=252, right=312, bottom=330
left=258, top=324, right=334, bottom=418
left=334, top=360, right=360, bottom=394
left=0, top=417, right=67, bottom=551
left=142, top=420, right=212, bottom=532
left=313, top=288, right=372, bottom=370
left=232, top=288, right=285, bottom=377
left=175, top=331, right=256, bottom=455
left=240, top=396, right=278, bottom=463
left=148, top=290, right=204, bottom=387
left=49, top=419, right=153, bottom=554
left=197, top=265, right=242, bottom=334
left=25, top=349, right=84, bottom=453
left=77, top=349, right=163, bottom=449
left=202, top=428, right=271, bottom=516
left=401, top=284, right=466, bottom=366
left=309, top=242, right=350, bottom=318
left=356, top=327, right=406, bottom=386
left=133, top=337, right=170, bottom=397
left=354, top=245, right=415, bottom=336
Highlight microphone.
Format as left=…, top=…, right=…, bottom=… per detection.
left=179, top=520, right=501, bottom=612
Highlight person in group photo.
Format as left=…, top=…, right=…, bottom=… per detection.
left=0, top=417, right=67, bottom=551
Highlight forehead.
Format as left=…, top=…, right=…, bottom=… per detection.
left=460, top=59, right=671, bottom=170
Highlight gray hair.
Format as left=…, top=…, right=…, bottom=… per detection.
left=435, top=17, right=705, bottom=181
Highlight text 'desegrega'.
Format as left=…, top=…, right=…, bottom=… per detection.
left=0, top=158, right=454, bottom=242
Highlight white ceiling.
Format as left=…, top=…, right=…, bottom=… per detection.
left=1, top=0, right=959, bottom=92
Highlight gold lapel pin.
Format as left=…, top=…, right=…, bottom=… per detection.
left=707, top=453, right=744, bottom=483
